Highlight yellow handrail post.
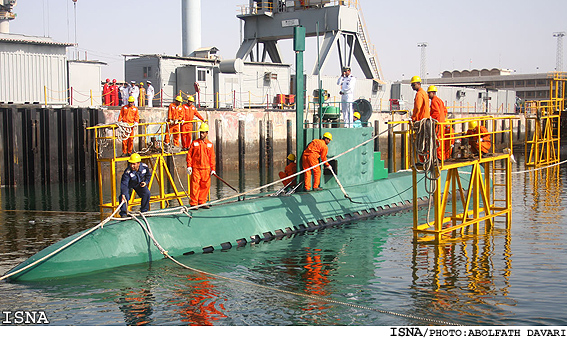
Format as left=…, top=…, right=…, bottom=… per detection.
left=44, top=86, right=47, bottom=106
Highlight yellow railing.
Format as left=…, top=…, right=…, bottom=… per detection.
left=387, top=116, right=515, bottom=242
left=523, top=100, right=561, bottom=167
left=87, top=121, right=205, bottom=216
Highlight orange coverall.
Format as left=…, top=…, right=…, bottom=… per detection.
left=412, top=87, right=430, bottom=122
left=118, top=105, right=139, bottom=154
left=102, top=83, right=111, bottom=106
left=186, top=138, right=216, bottom=206
left=301, top=139, right=328, bottom=191
left=278, top=161, right=297, bottom=186
left=181, top=104, right=205, bottom=149
left=165, top=103, right=184, bottom=146
left=466, top=125, right=491, bottom=154
left=430, top=96, right=453, bottom=160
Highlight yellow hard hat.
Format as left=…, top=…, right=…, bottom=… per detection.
left=353, top=112, right=361, bottom=119
left=427, top=85, right=438, bottom=92
left=198, top=122, right=209, bottom=132
left=187, top=95, right=195, bottom=102
left=140, top=82, right=144, bottom=86
left=410, top=75, right=422, bottom=83
left=287, top=154, right=296, bottom=162
left=323, top=132, right=332, bottom=141
left=468, top=121, right=478, bottom=130
left=128, top=96, right=135, bottom=102
left=128, top=153, right=141, bottom=163
left=175, top=95, right=183, bottom=102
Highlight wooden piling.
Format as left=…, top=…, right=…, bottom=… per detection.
left=238, top=120, right=245, bottom=191
left=267, top=120, right=274, bottom=182
left=259, top=120, right=266, bottom=171
left=286, top=119, right=293, bottom=158
left=374, top=120, right=379, bottom=152
left=215, top=119, right=223, bottom=176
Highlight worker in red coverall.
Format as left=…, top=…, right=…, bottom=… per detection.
left=427, top=85, right=454, bottom=160
left=118, top=96, right=139, bottom=156
left=110, top=79, right=119, bottom=106
left=278, top=153, right=297, bottom=186
left=466, top=121, right=491, bottom=155
left=186, top=123, right=216, bottom=208
left=102, top=78, right=111, bottom=106
left=302, top=132, right=332, bottom=191
left=181, top=95, right=205, bottom=150
left=410, top=76, right=430, bottom=122
left=165, top=96, right=184, bottom=146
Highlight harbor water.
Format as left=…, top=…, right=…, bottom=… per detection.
left=0, top=154, right=566, bottom=326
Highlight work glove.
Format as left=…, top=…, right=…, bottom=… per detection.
left=211, top=170, right=216, bottom=176
left=187, top=167, right=192, bottom=175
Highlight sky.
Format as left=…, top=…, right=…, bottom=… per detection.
left=7, top=0, right=567, bottom=82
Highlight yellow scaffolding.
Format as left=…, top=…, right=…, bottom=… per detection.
left=523, top=72, right=565, bottom=167
left=87, top=121, right=203, bottom=217
left=389, top=116, right=514, bottom=243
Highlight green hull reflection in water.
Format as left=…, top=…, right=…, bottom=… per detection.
left=6, top=170, right=446, bottom=281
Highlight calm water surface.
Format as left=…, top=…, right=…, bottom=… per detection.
left=0, top=156, right=566, bottom=326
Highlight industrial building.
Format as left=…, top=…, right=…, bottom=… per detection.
left=428, top=68, right=557, bottom=103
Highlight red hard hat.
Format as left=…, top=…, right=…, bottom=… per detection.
left=106, top=78, right=110, bottom=82
left=112, top=79, right=116, bottom=82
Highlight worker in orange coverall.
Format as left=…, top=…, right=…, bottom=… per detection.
left=302, top=132, right=332, bottom=191
left=110, top=79, right=119, bottom=106
left=165, top=96, right=184, bottom=146
left=102, top=78, right=111, bottom=106
left=466, top=121, right=491, bottom=155
left=181, top=95, right=205, bottom=150
left=427, top=85, right=454, bottom=160
left=186, top=123, right=216, bottom=208
left=118, top=96, right=139, bottom=156
left=410, top=75, right=430, bottom=122
left=278, top=153, right=297, bottom=186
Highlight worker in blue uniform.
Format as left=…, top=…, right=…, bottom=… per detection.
left=119, top=153, right=152, bottom=217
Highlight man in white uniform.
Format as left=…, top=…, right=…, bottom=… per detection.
left=146, top=80, right=154, bottom=107
left=337, top=66, right=356, bottom=127
left=129, top=80, right=139, bottom=106
left=120, top=83, right=131, bottom=106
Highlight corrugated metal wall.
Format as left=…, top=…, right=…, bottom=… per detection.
left=0, top=44, right=68, bottom=104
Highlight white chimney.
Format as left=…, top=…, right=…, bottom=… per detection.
left=0, top=0, right=17, bottom=34
left=181, top=0, right=201, bottom=57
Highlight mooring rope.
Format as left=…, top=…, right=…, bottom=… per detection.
left=0, top=202, right=125, bottom=282
left=128, top=210, right=461, bottom=326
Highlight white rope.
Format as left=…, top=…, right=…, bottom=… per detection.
left=0, top=202, right=125, bottom=282
left=115, top=121, right=136, bottom=142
